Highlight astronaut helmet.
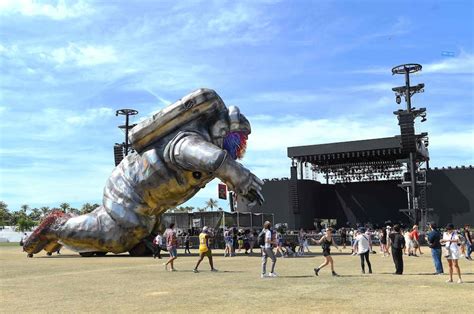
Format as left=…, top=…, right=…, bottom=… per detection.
left=222, top=106, right=251, bottom=160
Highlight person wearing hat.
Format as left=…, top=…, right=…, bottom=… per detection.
left=193, top=226, right=218, bottom=273
left=260, top=221, right=277, bottom=278
left=440, top=223, right=462, bottom=283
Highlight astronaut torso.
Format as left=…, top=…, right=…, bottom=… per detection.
left=103, top=127, right=215, bottom=224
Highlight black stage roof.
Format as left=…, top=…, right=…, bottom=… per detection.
left=288, top=136, right=406, bottom=165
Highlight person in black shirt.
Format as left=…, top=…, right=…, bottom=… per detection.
left=426, top=222, right=443, bottom=274
left=464, top=225, right=472, bottom=260
left=389, top=224, right=405, bottom=275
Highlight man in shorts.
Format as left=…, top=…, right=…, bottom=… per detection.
left=164, top=223, right=178, bottom=271
left=193, top=226, right=218, bottom=273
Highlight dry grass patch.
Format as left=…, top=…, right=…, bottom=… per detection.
left=1, top=245, right=473, bottom=313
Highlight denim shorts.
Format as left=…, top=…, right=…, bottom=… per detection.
left=168, top=247, right=177, bottom=258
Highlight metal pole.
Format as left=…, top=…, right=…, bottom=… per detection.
left=125, top=114, right=129, bottom=156
left=405, top=67, right=418, bottom=223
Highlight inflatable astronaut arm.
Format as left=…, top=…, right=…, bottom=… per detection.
left=168, top=134, right=264, bottom=205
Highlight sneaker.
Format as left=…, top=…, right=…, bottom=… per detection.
left=361, top=270, right=365, bottom=274
left=193, top=269, right=199, bottom=273
left=446, top=279, right=453, bottom=283
left=457, top=279, right=463, bottom=284
left=170, top=268, right=177, bottom=272
left=368, top=269, right=372, bottom=274
left=268, top=272, right=278, bottom=277
left=314, top=268, right=320, bottom=276
left=261, top=273, right=268, bottom=278
left=332, top=271, right=339, bottom=277
left=211, top=268, right=218, bottom=272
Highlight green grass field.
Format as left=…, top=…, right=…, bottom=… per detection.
left=1, top=245, right=473, bottom=313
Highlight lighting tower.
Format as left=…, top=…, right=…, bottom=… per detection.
left=114, top=109, right=138, bottom=166
left=391, top=64, right=430, bottom=226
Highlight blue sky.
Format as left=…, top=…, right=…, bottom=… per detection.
left=0, top=0, right=473, bottom=212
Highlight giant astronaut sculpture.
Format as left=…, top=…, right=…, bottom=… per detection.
left=23, top=89, right=264, bottom=256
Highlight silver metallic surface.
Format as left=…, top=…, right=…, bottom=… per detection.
left=24, top=88, right=264, bottom=255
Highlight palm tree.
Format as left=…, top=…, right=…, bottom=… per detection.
left=40, top=206, right=50, bottom=216
left=59, top=203, right=71, bottom=213
left=20, top=204, right=30, bottom=216
left=205, top=198, right=218, bottom=211
left=29, top=208, right=42, bottom=222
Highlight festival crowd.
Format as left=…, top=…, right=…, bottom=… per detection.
left=151, top=221, right=472, bottom=283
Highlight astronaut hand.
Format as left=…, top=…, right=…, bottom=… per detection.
left=241, top=174, right=265, bottom=207
left=215, top=157, right=264, bottom=206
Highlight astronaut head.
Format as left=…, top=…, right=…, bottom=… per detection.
left=209, top=109, right=230, bottom=149
left=223, top=106, right=250, bottom=160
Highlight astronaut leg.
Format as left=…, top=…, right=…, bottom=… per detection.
left=23, top=207, right=154, bottom=256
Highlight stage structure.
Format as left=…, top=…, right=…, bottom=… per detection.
left=287, top=63, right=430, bottom=227
left=391, top=64, right=430, bottom=227
left=114, top=108, right=139, bottom=166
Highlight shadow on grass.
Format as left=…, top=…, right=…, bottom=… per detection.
left=379, top=272, right=474, bottom=276
left=279, top=275, right=315, bottom=278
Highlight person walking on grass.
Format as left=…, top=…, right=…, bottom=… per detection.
left=312, top=228, right=341, bottom=277
left=193, top=226, right=218, bottom=273
left=153, top=232, right=163, bottom=259
left=441, top=223, right=463, bottom=284
left=389, top=224, right=405, bottom=275
left=260, top=221, right=277, bottom=278
left=426, top=222, right=443, bottom=275
left=184, top=233, right=191, bottom=255
left=354, top=228, right=373, bottom=274
left=463, top=224, right=472, bottom=260
left=163, top=223, right=178, bottom=271
left=411, top=225, right=422, bottom=256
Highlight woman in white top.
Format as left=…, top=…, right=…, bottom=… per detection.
left=353, top=228, right=373, bottom=274
left=440, top=223, right=462, bottom=283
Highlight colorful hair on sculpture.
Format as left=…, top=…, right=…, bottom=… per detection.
left=223, top=131, right=248, bottom=160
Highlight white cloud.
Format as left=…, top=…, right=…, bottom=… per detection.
left=50, top=43, right=118, bottom=67
left=0, top=0, right=93, bottom=20
left=424, top=52, right=474, bottom=74
left=65, top=107, right=114, bottom=126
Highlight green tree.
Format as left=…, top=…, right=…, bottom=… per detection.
left=80, top=203, right=100, bottom=215
left=17, top=217, right=36, bottom=232
left=59, top=203, right=71, bottom=213
left=174, top=206, right=194, bottom=213
left=205, top=198, right=218, bottom=211
left=40, top=206, right=50, bottom=216
left=29, top=207, right=42, bottom=222
left=0, top=201, right=11, bottom=227
left=19, top=204, right=30, bottom=217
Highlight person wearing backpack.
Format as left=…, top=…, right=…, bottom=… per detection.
left=260, top=221, right=277, bottom=278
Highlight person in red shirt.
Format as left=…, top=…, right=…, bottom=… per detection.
left=410, top=225, right=423, bottom=256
